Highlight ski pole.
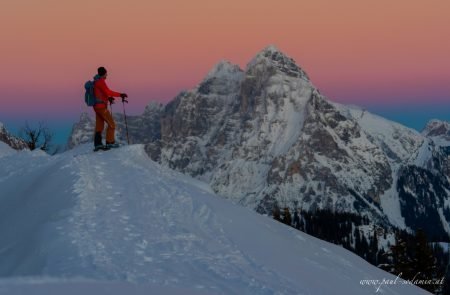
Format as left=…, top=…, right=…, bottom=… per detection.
left=122, top=98, right=130, bottom=145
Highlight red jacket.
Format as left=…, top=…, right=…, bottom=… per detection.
left=94, top=77, right=121, bottom=109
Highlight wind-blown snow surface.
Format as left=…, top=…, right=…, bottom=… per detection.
left=0, top=144, right=427, bottom=294
left=0, top=142, right=16, bottom=158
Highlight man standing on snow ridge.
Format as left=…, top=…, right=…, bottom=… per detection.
left=93, top=66, right=128, bottom=151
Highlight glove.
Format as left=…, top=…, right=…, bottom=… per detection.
left=108, top=97, right=115, bottom=104
left=120, top=93, right=128, bottom=103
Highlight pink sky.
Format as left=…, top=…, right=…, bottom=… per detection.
left=0, top=0, right=449, bottom=119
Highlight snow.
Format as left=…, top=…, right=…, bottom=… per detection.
left=204, top=60, right=243, bottom=82
left=336, top=103, right=424, bottom=164
left=438, top=208, right=450, bottom=236
left=0, top=144, right=427, bottom=294
left=413, top=138, right=433, bottom=167
left=0, top=142, right=15, bottom=158
left=431, top=136, right=450, bottom=148
left=246, top=45, right=279, bottom=69
left=422, top=119, right=450, bottom=136
left=421, top=119, right=450, bottom=148
left=379, top=170, right=407, bottom=229
left=434, top=242, right=450, bottom=253
left=246, top=45, right=310, bottom=83
left=263, top=76, right=311, bottom=156
left=0, top=278, right=209, bottom=295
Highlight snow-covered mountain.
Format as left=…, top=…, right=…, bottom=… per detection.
left=422, top=119, right=450, bottom=138
left=422, top=119, right=450, bottom=147
left=0, top=122, right=28, bottom=150
left=67, top=46, right=450, bottom=240
left=0, top=143, right=427, bottom=294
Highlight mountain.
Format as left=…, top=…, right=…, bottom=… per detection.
left=67, top=46, right=450, bottom=240
left=0, top=143, right=427, bottom=294
left=422, top=119, right=450, bottom=138
left=0, top=122, right=28, bottom=150
left=422, top=119, right=450, bottom=147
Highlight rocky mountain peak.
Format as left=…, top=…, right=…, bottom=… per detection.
left=204, top=60, right=243, bottom=81
left=197, top=60, right=244, bottom=96
left=422, top=119, right=450, bottom=138
left=143, top=101, right=164, bottom=115
left=79, top=112, right=91, bottom=122
left=246, top=45, right=310, bottom=81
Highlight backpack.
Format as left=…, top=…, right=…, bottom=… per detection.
left=84, top=80, right=101, bottom=106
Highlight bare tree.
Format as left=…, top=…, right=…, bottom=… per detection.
left=20, top=121, right=53, bottom=152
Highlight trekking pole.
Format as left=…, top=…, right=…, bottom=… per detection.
left=108, top=97, right=114, bottom=114
left=122, top=98, right=130, bottom=145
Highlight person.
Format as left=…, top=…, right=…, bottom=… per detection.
left=92, top=66, right=128, bottom=151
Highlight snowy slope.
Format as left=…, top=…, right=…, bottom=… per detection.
left=0, top=278, right=210, bottom=295
left=0, top=145, right=427, bottom=294
left=338, top=104, right=424, bottom=164
left=0, top=142, right=16, bottom=158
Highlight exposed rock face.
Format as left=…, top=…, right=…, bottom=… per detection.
left=68, top=45, right=450, bottom=237
left=0, top=123, right=28, bottom=150
left=148, top=47, right=397, bottom=219
left=422, top=119, right=450, bottom=139
left=66, top=113, right=95, bottom=149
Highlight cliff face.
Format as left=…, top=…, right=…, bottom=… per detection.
left=0, top=123, right=28, bottom=151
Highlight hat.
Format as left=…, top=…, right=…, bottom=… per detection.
left=98, top=67, right=107, bottom=76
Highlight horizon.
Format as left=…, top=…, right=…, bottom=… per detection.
left=2, top=91, right=449, bottom=148
left=0, top=0, right=449, bottom=145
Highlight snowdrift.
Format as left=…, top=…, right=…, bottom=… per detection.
left=0, top=144, right=427, bottom=294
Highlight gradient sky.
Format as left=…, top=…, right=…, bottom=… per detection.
left=0, top=0, right=449, bottom=144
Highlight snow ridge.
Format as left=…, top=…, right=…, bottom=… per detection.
left=0, top=144, right=426, bottom=294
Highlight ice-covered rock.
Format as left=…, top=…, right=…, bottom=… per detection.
left=0, top=122, right=28, bottom=151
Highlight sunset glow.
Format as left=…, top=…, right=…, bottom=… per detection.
left=0, top=0, right=449, bottom=130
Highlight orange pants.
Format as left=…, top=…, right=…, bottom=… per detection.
left=94, top=107, right=116, bottom=143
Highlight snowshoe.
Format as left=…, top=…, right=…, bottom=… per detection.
left=94, top=145, right=110, bottom=152
left=106, top=142, right=120, bottom=149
